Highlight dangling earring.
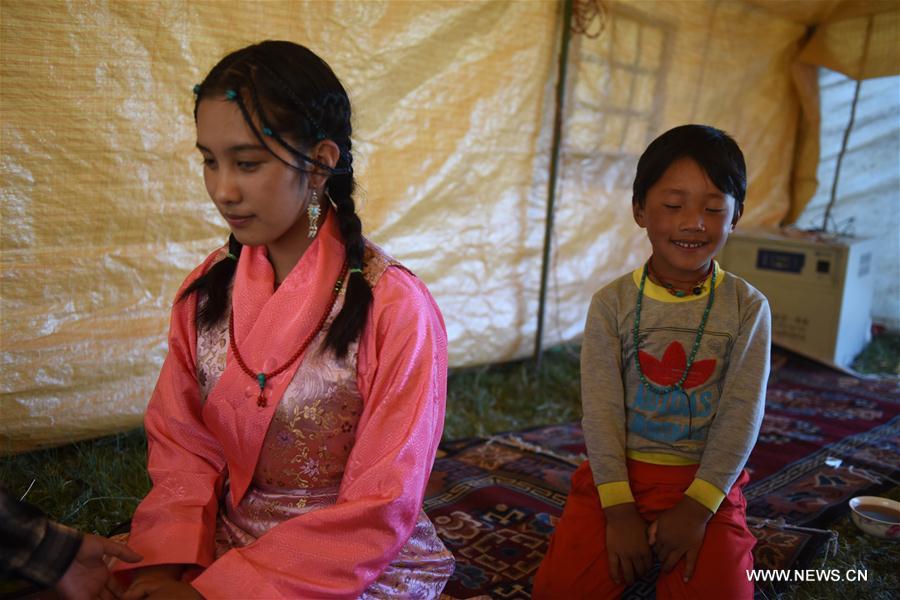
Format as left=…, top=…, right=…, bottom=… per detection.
left=308, top=188, right=321, bottom=238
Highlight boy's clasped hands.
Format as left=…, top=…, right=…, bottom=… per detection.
left=605, top=496, right=712, bottom=587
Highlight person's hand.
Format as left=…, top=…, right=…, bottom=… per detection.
left=99, top=574, right=126, bottom=600
left=648, top=495, right=712, bottom=581
left=119, top=564, right=185, bottom=600
left=604, top=503, right=653, bottom=585
left=53, top=533, right=141, bottom=600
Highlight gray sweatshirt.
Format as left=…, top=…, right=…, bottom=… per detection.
left=581, top=265, right=771, bottom=511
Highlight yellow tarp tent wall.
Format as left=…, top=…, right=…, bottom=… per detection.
left=2, top=0, right=898, bottom=453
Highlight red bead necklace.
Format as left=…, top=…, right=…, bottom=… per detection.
left=646, top=260, right=714, bottom=297
left=228, top=262, right=349, bottom=407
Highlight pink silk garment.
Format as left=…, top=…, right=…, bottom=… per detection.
left=117, top=214, right=454, bottom=598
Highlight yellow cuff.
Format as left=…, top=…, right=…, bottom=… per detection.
left=684, top=478, right=726, bottom=513
left=627, top=449, right=699, bottom=466
left=597, top=481, right=635, bottom=508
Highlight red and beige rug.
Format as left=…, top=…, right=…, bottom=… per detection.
left=425, top=350, right=900, bottom=599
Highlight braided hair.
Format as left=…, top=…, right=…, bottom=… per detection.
left=180, top=41, right=371, bottom=358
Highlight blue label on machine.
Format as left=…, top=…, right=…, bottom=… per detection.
left=756, top=249, right=805, bottom=273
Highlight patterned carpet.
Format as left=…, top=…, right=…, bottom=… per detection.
left=424, top=350, right=900, bottom=599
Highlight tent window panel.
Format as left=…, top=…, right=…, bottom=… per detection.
left=567, top=9, right=668, bottom=158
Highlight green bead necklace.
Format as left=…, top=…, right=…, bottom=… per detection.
left=632, top=261, right=716, bottom=396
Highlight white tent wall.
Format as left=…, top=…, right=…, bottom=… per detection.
left=2, top=0, right=898, bottom=453
left=794, top=69, right=900, bottom=330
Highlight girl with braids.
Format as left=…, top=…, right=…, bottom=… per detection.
left=111, top=41, right=454, bottom=599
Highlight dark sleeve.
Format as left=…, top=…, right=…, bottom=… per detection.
left=0, top=487, right=83, bottom=588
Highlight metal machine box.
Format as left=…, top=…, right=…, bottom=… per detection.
left=717, top=227, right=878, bottom=369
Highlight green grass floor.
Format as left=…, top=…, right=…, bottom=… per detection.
left=1, top=334, right=898, bottom=598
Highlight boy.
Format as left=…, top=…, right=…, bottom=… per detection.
left=534, top=124, right=771, bottom=599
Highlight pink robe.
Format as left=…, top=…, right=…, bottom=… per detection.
left=118, top=214, right=454, bottom=598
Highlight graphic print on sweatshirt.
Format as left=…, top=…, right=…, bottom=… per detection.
left=627, top=327, right=733, bottom=446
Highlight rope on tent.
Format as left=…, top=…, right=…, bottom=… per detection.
left=572, top=0, right=607, bottom=39
left=821, top=14, right=873, bottom=233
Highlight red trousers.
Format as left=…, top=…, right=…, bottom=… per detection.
left=533, top=459, right=756, bottom=600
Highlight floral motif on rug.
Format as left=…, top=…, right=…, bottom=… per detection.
left=425, top=350, right=898, bottom=599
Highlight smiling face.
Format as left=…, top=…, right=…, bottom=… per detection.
left=633, top=157, right=740, bottom=283
left=195, top=97, right=311, bottom=254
